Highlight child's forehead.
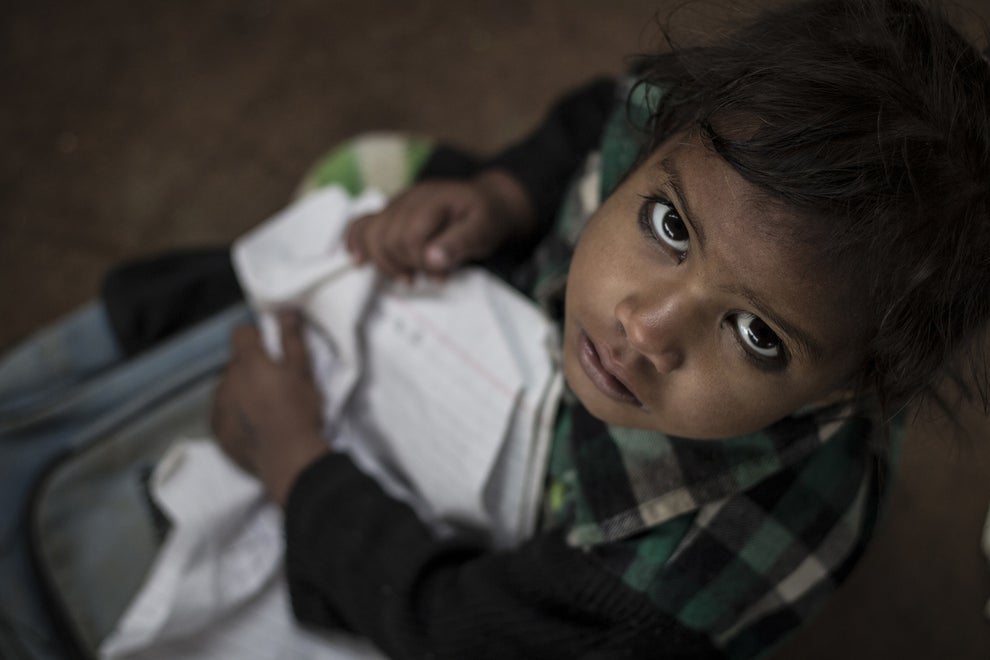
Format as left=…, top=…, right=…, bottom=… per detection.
left=644, top=131, right=836, bottom=259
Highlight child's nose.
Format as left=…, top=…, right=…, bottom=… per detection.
left=614, top=289, right=695, bottom=374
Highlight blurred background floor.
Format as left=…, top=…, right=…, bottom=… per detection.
left=2, top=1, right=989, bottom=658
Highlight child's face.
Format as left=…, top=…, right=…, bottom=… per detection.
left=563, top=131, right=867, bottom=439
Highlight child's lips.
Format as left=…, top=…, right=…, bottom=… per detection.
left=577, top=329, right=642, bottom=407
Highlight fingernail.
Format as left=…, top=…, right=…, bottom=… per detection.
left=425, top=245, right=449, bottom=269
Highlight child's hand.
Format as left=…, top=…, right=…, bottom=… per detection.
left=211, top=312, right=328, bottom=507
left=345, top=169, right=535, bottom=281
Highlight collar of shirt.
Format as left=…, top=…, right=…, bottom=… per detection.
left=546, top=393, right=879, bottom=546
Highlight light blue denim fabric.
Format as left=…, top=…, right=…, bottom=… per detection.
left=0, top=303, right=123, bottom=420
left=0, top=303, right=250, bottom=659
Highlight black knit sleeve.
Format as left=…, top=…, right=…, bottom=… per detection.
left=283, top=452, right=720, bottom=660
left=484, top=77, right=617, bottom=233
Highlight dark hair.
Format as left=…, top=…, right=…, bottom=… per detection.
left=634, top=0, right=990, bottom=416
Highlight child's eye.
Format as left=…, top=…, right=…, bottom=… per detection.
left=651, top=200, right=690, bottom=253
left=638, top=198, right=689, bottom=259
left=732, top=312, right=786, bottom=365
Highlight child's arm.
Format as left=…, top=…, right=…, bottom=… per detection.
left=284, top=449, right=719, bottom=660
left=212, top=314, right=718, bottom=659
left=346, top=78, right=617, bottom=281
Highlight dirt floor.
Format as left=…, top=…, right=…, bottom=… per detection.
left=2, top=1, right=989, bottom=657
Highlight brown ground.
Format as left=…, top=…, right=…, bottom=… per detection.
left=2, top=1, right=989, bottom=657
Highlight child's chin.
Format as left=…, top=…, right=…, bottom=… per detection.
left=567, top=376, right=659, bottom=431
left=568, top=386, right=757, bottom=440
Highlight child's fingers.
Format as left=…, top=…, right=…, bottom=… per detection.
left=365, top=230, right=412, bottom=280
left=378, top=211, right=420, bottom=278
left=396, top=203, right=451, bottom=271
left=376, top=192, right=458, bottom=274
left=210, top=372, right=232, bottom=439
left=423, top=210, right=493, bottom=273
left=230, top=323, right=263, bottom=359
left=347, top=183, right=486, bottom=280
left=278, top=311, right=312, bottom=376
left=345, top=214, right=373, bottom=264
left=348, top=212, right=411, bottom=280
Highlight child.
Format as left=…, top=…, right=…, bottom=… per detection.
left=210, top=0, right=990, bottom=657
left=5, top=0, right=989, bottom=658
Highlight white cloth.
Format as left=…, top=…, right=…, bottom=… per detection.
left=101, top=441, right=384, bottom=659
left=234, top=186, right=384, bottom=423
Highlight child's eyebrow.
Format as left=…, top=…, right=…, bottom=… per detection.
left=656, top=157, right=706, bottom=251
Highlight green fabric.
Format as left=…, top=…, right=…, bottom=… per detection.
left=300, top=133, right=435, bottom=197
left=307, top=145, right=365, bottom=195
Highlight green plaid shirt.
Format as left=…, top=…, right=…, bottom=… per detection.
left=533, top=81, right=902, bottom=659
left=542, top=393, right=897, bottom=658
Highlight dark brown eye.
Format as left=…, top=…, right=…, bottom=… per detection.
left=650, top=201, right=689, bottom=252
left=734, top=313, right=782, bottom=359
